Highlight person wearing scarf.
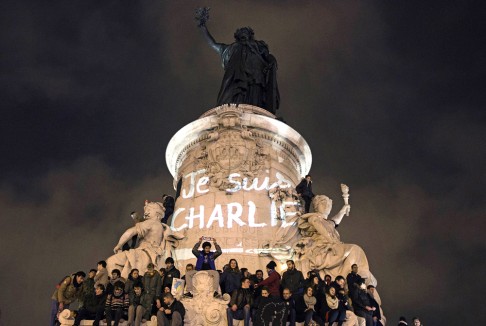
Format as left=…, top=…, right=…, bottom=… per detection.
left=326, top=286, right=345, bottom=326
left=50, top=271, right=86, bottom=326
left=303, top=286, right=317, bottom=326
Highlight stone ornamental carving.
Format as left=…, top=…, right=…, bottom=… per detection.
left=195, top=109, right=270, bottom=192
left=180, top=272, right=231, bottom=326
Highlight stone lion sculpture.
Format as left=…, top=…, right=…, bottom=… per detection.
left=106, top=201, right=185, bottom=278
left=295, top=195, right=377, bottom=285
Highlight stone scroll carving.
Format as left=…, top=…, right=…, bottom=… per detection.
left=180, top=271, right=231, bottom=326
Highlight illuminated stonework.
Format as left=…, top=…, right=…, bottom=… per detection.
left=165, top=104, right=311, bottom=271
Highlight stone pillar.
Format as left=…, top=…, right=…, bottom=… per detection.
left=165, top=104, right=311, bottom=271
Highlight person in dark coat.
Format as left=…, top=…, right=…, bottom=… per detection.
left=351, top=278, right=374, bottom=326
left=282, top=288, right=297, bottom=326
left=162, top=258, right=180, bottom=291
left=162, top=194, right=175, bottom=224
left=281, top=260, right=305, bottom=296
left=74, top=284, right=106, bottom=326
left=228, top=277, right=254, bottom=326
left=127, top=282, right=152, bottom=326
left=346, top=264, right=362, bottom=298
left=220, top=259, right=242, bottom=295
left=296, top=175, right=314, bottom=213
left=156, top=292, right=185, bottom=326
left=367, top=285, right=383, bottom=326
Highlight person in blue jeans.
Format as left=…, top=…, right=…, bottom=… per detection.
left=50, top=271, right=86, bottom=326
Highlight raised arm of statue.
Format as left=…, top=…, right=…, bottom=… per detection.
left=113, top=226, right=137, bottom=253
left=199, top=23, right=224, bottom=53
left=195, top=7, right=224, bottom=54
left=329, top=204, right=351, bottom=226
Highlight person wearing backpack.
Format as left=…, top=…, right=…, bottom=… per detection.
left=50, top=271, right=86, bottom=326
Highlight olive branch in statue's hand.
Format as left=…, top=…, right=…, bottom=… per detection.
left=195, top=7, right=210, bottom=27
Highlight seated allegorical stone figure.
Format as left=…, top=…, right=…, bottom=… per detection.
left=106, top=201, right=185, bottom=279
left=295, top=195, right=377, bottom=285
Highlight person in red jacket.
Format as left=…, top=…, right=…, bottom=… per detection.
left=254, top=261, right=281, bottom=297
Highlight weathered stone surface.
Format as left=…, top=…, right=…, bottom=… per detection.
left=166, top=104, right=312, bottom=272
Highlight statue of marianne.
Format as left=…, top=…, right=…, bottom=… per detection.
left=195, top=8, right=280, bottom=114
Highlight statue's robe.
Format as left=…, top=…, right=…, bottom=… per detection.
left=217, top=40, right=279, bottom=114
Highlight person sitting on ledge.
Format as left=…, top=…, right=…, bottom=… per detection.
left=282, top=288, right=297, bottom=326
left=127, top=282, right=151, bottom=326
left=105, top=281, right=129, bottom=326
left=228, top=277, right=254, bottom=326
left=74, top=284, right=106, bottom=326
left=156, top=292, right=186, bottom=326
left=184, top=237, right=222, bottom=298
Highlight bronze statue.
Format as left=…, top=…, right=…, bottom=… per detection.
left=195, top=8, right=280, bottom=114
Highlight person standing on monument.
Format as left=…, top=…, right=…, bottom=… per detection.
left=161, top=194, right=175, bottom=224
left=162, top=258, right=180, bottom=292
left=195, top=7, right=280, bottom=114
left=254, top=261, right=281, bottom=297
left=346, top=264, right=362, bottom=298
left=184, top=237, right=222, bottom=298
left=50, top=271, right=86, bottom=326
left=94, top=260, right=109, bottom=288
left=296, top=175, right=314, bottom=213
left=281, top=260, right=305, bottom=296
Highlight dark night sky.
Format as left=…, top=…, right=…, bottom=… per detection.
left=1, top=1, right=485, bottom=325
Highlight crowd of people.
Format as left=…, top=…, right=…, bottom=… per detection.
left=51, top=244, right=422, bottom=326
left=50, top=191, right=422, bottom=326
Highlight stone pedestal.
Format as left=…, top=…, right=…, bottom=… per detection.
left=165, top=104, right=311, bottom=272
